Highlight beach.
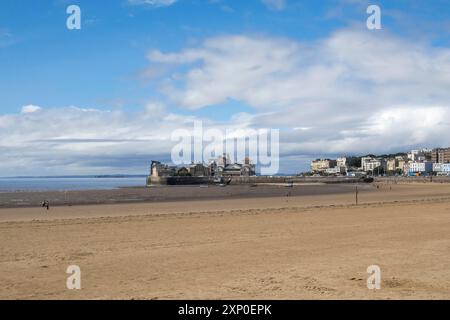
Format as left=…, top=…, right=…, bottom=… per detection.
left=1, top=183, right=450, bottom=299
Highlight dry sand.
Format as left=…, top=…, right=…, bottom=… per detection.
left=1, top=183, right=450, bottom=299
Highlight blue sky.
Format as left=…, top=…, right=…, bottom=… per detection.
left=1, top=0, right=450, bottom=176
left=1, top=0, right=342, bottom=113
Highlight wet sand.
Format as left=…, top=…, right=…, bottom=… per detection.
left=1, top=183, right=450, bottom=299
left=0, top=184, right=360, bottom=208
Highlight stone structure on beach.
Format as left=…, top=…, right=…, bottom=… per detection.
left=148, top=156, right=256, bottom=186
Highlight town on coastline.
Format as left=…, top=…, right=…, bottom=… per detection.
left=309, top=147, right=450, bottom=177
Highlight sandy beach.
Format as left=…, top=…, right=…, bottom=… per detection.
left=1, top=183, right=450, bottom=300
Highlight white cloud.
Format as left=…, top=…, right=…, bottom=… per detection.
left=147, top=30, right=450, bottom=114
left=128, top=0, right=177, bottom=7
left=291, top=106, right=450, bottom=156
left=21, top=105, right=42, bottom=114
left=0, top=105, right=253, bottom=176
left=144, top=28, right=450, bottom=160
left=144, top=101, right=166, bottom=119
left=147, top=35, right=303, bottom=110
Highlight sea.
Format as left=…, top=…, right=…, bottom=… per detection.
left=0, top=176, right=147, bottom=192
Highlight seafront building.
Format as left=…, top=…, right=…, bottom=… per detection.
left=406, top=162, right=433, bottom=176
left=208, top=155, right=256, bottom=177
left=396, top=156, right=406, bottom=171
left=433, top=163, right=450, bottom=174
left=431, top=148, right=450, bottom=164
left=150, top=155, right=256, bottom=182
left=386, top=158, right=395, bottom=172
left=361, top=157, right=382, bottom=172
left=310, top=159, right=337, bottom=173
left=336, top=157, right=347, bottom=168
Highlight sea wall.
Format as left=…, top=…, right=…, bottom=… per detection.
left=229, top=176, right=365, bottom=184
left=148, top=176, right=211, bottom=186
left=374, top=176, right=450, bottom=184
left=147, top=176, right=365, bottom=186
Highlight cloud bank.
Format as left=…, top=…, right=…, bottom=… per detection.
left=2, top=28, right=450, bottom=175
left=146, top=28, right=450, bottom=154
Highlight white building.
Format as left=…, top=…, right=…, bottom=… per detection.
left=408, top=161, right=433, bottom=175
left=337, top=157, right=347, bottom=168
left=361, top=157, right=381, bottom=172
left=408, top=150, right=419, bottom=162
left=433, top=163, right=450, bottom=173
left=409, top=162, right=425, bottom=172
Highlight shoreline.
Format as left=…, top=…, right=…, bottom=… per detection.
left=1, top=179, right=450, bottom=209
left=0, top=184, right=365, bottom=209
left=1, top=183, right=450, bottom=223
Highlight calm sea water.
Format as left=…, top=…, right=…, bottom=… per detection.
left=0, top=177, right=147, bottom=192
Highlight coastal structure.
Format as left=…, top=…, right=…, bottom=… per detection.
left=208, top=156, right=256, bottom=178
left=148, top=155, right=256, bottom=185
left=150, top=161, right=177, bottom=178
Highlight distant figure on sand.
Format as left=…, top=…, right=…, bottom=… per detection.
left=41, top=200, right=50, bottom=211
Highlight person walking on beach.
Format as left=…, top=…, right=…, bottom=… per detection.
left=41, top=200, right=50, bottom=211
